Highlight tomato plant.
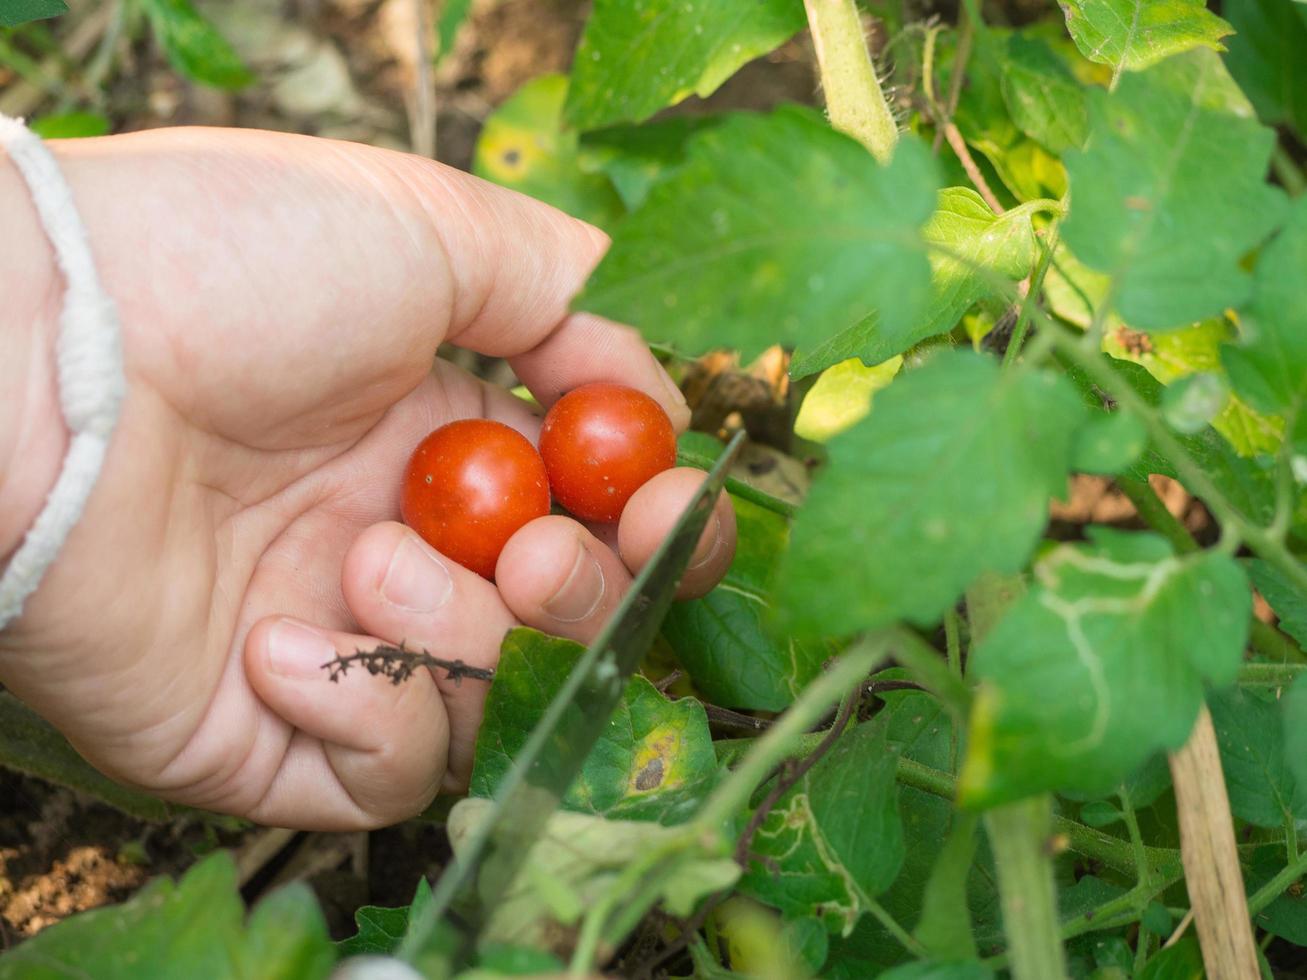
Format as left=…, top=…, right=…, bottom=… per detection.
left=539, top=382, right=677, bottom=522
left=5, top=0, right=1307, bottom=978
left=401, top=419, right=550, bottom=580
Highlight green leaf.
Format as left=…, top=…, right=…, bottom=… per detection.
left=0, top=692, right=184, bottom=821
left=0, top=0, right=66, bottom=28
left=961, top=529, right=1251, bottom=806
left=575, top=108, right=938, bottom=362
left=473, top=74, right=624, bottom=230
left=1070, top=408, right=1148, bottom=475
left=790, top=189, right=1038, bottom=378
left=1138, top=937, right=1205, bottom=980
left=470, top=629, right=717, bottom=823
left=0, top=853, right=334, bottom=979
left=1223, top=196, right=1307, bottom=417
left=777, top=351, right=1084, bottom=637
left=564, top=0, right=805, bottom=130
left=242, top=884, right=337, bottom=980
left=337, top=878, right=432, bottom=957
left=1248, top=844, right=1307, bottom=944
left=1249, top=558, right=1307, bottom=650
left=1060, top=0, right=1231, bottom=77
left=579, top=116, right=721, bottom=210
left=141, top=0, right=255, bottom=89
left=1000, top=35, right=1089, bottom=153
left=1208, top=687, right=1307, bottom=827
left=28, top=111, right=109, bottom=139
left=436, top=0, right=472, bottom=63
left=1283, top=675, right=1307, bottom=800
left=879, top=962, right=994, bottom=979
left=1223, top=0, right=1307, bottom=135
left=662, top=497, right=831, bottom=711
left=913, top=814, right=980, bottom=959
left=1063, top=50, right=1285, bottom=330
left=738, top=715, right=904, bottom=936
left=1078, top=800, right=1123, bottom=828
left=448, top=798, right=738, bottom=950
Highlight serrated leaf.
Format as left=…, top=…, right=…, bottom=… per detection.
left=337, top=878, right=432, bottom=957
left=961, top=529, right=1251, bottom=806
left=791, top=189, right=1038, bottom=378
left=470, top=629, right=717, bottom=823
left=564, top=0, right=805, bottom=130
left=579, top=116, right=721, bottom=210
left=142, top=0, right=254, bottom=89
left=1001, top=35, right=1089, bottom=153
left=738, top=715, right=904, bottom=936
left=473, top=74, right=624, bottom=230
left=0, top=0, right=66, bottom=27
left=1059, top=0, right=1231, bottom=77
left=1222, top=0, right=1307, bottom=135
left=1208, top=687, right=1307, bottom=828
left=1249, top=559, right=1307, bottom=650
left=575, top=108, right=938, bottom=362
left=777, top=351, right=1084, bottom=637
left=1224, top=197, right=1307, bottom=418
left=662, top=497, right=831, bottom=711
left=1063, top=50, right=1285, bottom=330
left=0, top=853, right=334, bottom=980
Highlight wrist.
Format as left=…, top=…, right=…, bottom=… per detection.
left=0, top=155, right=67, bottom=567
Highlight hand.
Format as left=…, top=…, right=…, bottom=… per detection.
left=0, top=128, right=737, bottom=830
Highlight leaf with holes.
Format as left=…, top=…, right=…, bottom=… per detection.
left=575, top=107, right=938, bottom=362
left=469, top=629, right=718, bottom=824
left=1062, top=50, right=1285, bottom=330
left=1059, top=0, right=1231, bottom=77
left=961, top=529, right=1250, bottom=807
left=564, top=0, right=805, bottom=130
left=776, top=351, right=1084, bottom=637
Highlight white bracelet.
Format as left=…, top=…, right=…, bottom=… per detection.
left=0, top=114, right=125, bottom=630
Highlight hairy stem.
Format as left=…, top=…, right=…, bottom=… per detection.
left=804, top=0, right=899, bottom=162
left=984, top=797, right=1069, bottom=980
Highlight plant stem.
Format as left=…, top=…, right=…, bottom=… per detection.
left=1047, top=328, right=1307, bottom=598
left=804, top=0, right=899, bottom=162
left=866, top=896, right=928, bottom=957
left=1117, top=474, right=1198, bottom=554
left=1272, top=143, right=1307, bottom=197
left=676, top=449, right=799, bottom=519
left=887, top=625, right=971, bottom=719
left=693, top=635, right=889, bottom=831
left=1251, top=619, right=1307, bottom=665
left=1119, top=785, right=1151, bottom=889
left=1249, top=847, right=1307, bottom=915
left=1239, top=662, right=1307, bottom=686
left=984, top=796, right=1069, bottom=980
left=945, top=607, right=963, bottom=678
left=1003, top=225, right=1060, bottom=368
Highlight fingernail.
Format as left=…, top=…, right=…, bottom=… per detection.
left=688, top=513, right=723, bottom=571
left=381, top=536, right=453, bottom=612
left=544, top=542, right=606, bottom=623
left=267, top=619, right=337, bottom=679
left=657, top=365, right=688, bottom=410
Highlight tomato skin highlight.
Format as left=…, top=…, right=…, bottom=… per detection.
left=400, top=419, right=550, bottom=579
left=539, top=382, right=678, bottom=523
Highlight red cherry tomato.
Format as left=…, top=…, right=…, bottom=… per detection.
left=539, top=382, right=677, bottom=523
left=401, top=419, right=550, bottom=579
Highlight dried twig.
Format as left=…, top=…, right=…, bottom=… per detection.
left=323, top=643, right=493, bottom=685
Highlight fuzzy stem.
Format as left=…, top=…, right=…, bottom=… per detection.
left=804, top=0, right=898, bottom=162
left=984, top=797, right=1070, bottom=980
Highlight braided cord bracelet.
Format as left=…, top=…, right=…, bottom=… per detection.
left=0, top=115, right=125, bottom=629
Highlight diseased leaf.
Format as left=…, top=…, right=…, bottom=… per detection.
left=1063, top=50, right=1286, bottom=330
left=662, top=497, right=831, bottom=711
left=738, top=715, right=904, bottom=936
left=1223, top=197, right=1307, bottom=418
left=961, top=529, right=1251, bottom=806
left=470, top=629, right=718, bottom=824
left=793, top=356, right=902, bottom=443
left=1059, top=0, right=1231, bottom=77
left=1001, top=35, right=1089, bottom=153
left=777, top=351, right=1084, bottom=637
left=791, top=189, right=1038, bottom=378
left=1223, top=0, right=1307, bottom=135
left=141, top=0, right=255, bottom=89
left=1208, top=687, right=1307, bottom=828
left=1249, top=559, right=1307, bottom=650
left=473, top=74, right=624, bottom=230
left=576, top=108, right=938, bottom=362
left=564, top=0, right=805, bottom=130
